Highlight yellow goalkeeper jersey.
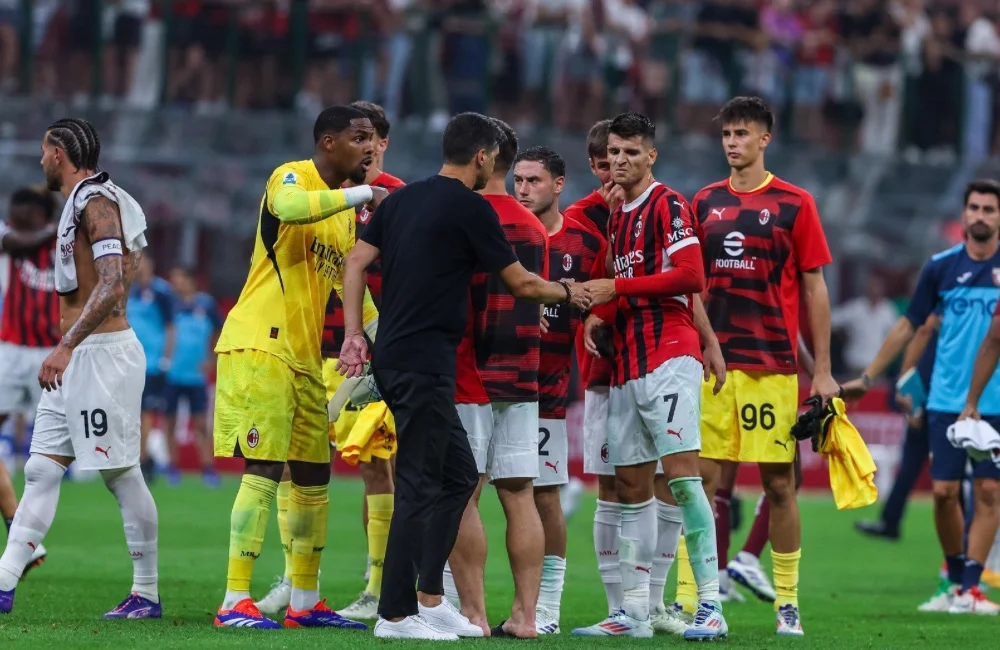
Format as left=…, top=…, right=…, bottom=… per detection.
left=216, top=159, right=378, bottom=375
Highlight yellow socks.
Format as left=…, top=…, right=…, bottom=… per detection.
left=288, top=483, right=329, bottom=611
left=675, top=535, right=698, bottom=613
left=276, top=480, right=293, bottom=582
left=365, top=493, right=393, bottom=597
left=772, top=548, right=801, bottom=609
left=226, top=474, right=278, bottom=601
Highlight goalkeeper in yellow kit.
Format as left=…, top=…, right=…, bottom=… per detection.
left=212, top=105, right=385, bottom=630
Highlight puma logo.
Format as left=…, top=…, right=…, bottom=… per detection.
left=711, top=208, right=726, bottom=220
left=545, top=461, right=560, bottom=473
left=667, top=428, right=683, bottom=440
left=774, top=439, right=789, bottom=451
left=95, top=445, right=111, bottom=459
left=636, top=566, right=651, bottom=574
left=26, top=542, right=36, bottom=551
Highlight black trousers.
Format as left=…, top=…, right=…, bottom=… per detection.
left=375, top=368, right=479, bottom=619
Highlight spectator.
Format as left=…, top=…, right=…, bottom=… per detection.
left=516, top=0, right=571, bottom=129
left=831, top=276, right=899, bottom=377
left=0, top=0, right=19, bottom=94
left=234, top=1, right=287, bottom=110
left=102, top=0, right=150, bottom=109
left=641, top=0, right=697, bottom=129
left=794, top=0, right=838, bottom=142
left=844, top=0, right=903, bottom=155
left=556, top=0, right=605, bottom=131
left=380, top=0, right=417, bottom=123
left=440, top=0, right=491, bottom=116
left=962, top=7, right=999, bottom=161
left=757, top=0, right=803, bottom=112
left=892, top=0, right=930, bottom=158
left=603, top=0, right=649, bottom=116
left=912, top=9, right=960, bottom=161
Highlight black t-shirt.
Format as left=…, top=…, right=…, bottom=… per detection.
left=361, top=175, right=519, bottom=377
left=841, top=10, right=900, bottom=66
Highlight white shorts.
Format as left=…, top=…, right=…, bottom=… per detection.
left=535, top=418, right=568, bottom=487
left=0, top=343, right=52, bottom=416
left=30, top=330, right=146, bottom=471
left=457, top=401, right=539, bottom=481
left=607, top=355, right=702, bottom=467
left=584, top=387, right=664, bottom=476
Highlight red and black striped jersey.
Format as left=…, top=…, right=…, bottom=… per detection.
left=539, top=216, right=606, bottom=419
left=455, top=293, right=489, bottom=405
left=692, top=174, right=831, bottom=373
left=473, top=195, right=549, bottom=403
left=322, top=171, right=405, bottom=357
left=607, top=182, right=702, bottom=386
left=564, top=189, right=610, bottom=239
left=1, top=237, right=60, bottom=348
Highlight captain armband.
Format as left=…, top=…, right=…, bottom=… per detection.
left=92, top=239, right=123, bottom=259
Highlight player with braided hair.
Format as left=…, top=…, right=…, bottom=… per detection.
left=0, top=118, right=161, bottom=619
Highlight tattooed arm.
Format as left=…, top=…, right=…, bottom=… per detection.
left=61, top=196, right=126, bottom=350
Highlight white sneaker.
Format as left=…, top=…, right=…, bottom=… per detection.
left=571, top=609, right=653, bottom=638
left=561, top=477, right=585, bottom=519
left=535, top=605, right=560, bottom=634
left=728, top=551, right=777, bottom=603
left=776, top=604, right=804, bottom=636
left=683, top=602, right=728, bottom=641
left=949, top=587, right=1000, bottom=615
left=418, top=599, right=484, bottom=637
left=374, top=615, right=459, bottom=640
left=650, top=602, right=687, bottom=635
left=21, top=543, right=46, bottom=579
left=339, top=591, right=379, bottom=619
left=253, top=576, right=291, bottom=615
left=719, top=570, right=746, bottom=603
left=918, top=585, right=958, bottom=612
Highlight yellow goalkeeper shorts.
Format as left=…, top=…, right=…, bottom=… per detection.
left=700, top=369, right=798, bottom=464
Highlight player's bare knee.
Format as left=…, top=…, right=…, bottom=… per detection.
left=280, top=463, right=291, bottom=483
left=246, top=459, right=286, bottom=484
left=974, top=478, right=1000, bottom=509
left=760, top=463, right=795, bottom=506
left=615, top=465, right=655, bottom=504
left=494, top=477, right=534, bottom=503
left=931, top=480, right=961, bottom=504
left=661, top=451, right=700, bottom=483
left=597, top=475, right=619, bottom=502
left=287, top=460, right=330, bottom=487
left=361, top=459, right=394, bottom=494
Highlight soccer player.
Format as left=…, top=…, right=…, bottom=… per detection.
left=0, top=118, right=159, bottom=618
left=689, top=97, right=837, bottom=635
left=255, top=101, right=405, bottom=619
left=577, top=112, right=726, bottom=640
left=212, top=105, right=384, bottom=630
left=0, top=187, right=59, bottom=575
left=513, top=145, right=606, bottom=634
left=162, top=266, right=223, bottom=487
left=129, top=255, right=175, bottom=482
left=843, top=179, right=1000, bottom=614
left=450, top=119, right=549, bottom=639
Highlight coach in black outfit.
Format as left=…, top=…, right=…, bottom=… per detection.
left=338, top=112, right=593, bottom=640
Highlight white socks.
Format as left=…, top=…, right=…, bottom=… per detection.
left=593, top=499, right=623, bottom=614
left=538, top=555, right=566, bottom=620
left=291, top=588, right=318, bottom=612
left=650, top=500, right=683, bottom=609
left=619, top=498, right=656, bottom=621
left=443, top=561, right=460, bottom=607
left=0, top=455, right=65, bottom=591
left=103, top=466, right=159, bottom=603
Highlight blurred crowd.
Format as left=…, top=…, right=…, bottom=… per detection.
left=0, top=0, right=994, bottom=159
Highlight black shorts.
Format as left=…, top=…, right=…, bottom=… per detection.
left=168, top=16, right=200, bottom=49
left=113, top=14, right=143, bottom=50
left=197, top=18, right=229, bottom=58
left=307, top=32, right=345, bottom=61
left=241, top=29, right=281, bottom=60
left=68, top=6, right=100, bottom=52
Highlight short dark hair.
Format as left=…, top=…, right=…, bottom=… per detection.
left=609, top=112, right=655, bottom=143
left=587, top=120, right=611, bottom=159
left=491, top=118, right=518, bottom=174
left=514, top=146, right=566, bottom=179
left=10, top=187, right=55, bottom=220
left=349, top=101, right=390, bottom=139
left=715, top=96, right=775, bottom=133
left=313, top=105, right=370, bottom=143
left=46, top=118, right=101, bottom=170
left=441, top=112, right=501, bottom=166
left=964, top=179, right=1000, bottom=208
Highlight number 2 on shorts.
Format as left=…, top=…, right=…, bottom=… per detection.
left=538, top=427, right=550, bottom=456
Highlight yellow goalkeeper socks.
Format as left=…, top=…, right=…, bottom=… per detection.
left=365, top=493, right=393, bottom=598
left=288, top=483, right=329, bottom=611
left=675, top=535, right=698, bottom=613
left=225, top=474, right=278, bottom=606
left=276, top=480, right=293, bottom=582
left=772, top=548, right=801, bottom=609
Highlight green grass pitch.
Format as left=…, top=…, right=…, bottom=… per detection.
left=0, top=476, right=993, bottom=648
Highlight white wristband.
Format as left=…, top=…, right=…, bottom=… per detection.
left=343, top=185, right=374, bottom=208
left=92, top=238, right=123, bottom=259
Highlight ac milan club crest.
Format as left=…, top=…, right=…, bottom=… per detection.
left=601, top=443, right=609, bottom=463
left=562, top=253, right=573, bottom=272
left=358, top=206, right=372, bottom=223
left=246, top=427, right=260, bottom=448
left=758, top=209, right=771, bottom=226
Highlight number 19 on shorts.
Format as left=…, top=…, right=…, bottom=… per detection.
left=80, top=409, right=108, bottom=438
